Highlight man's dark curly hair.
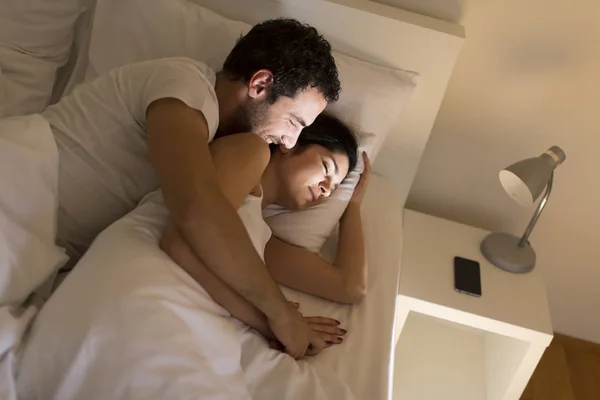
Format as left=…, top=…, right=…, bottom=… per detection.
left=222, top=18, right=341, bottom=104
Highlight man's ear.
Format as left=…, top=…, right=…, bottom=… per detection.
left=247, top=69, right=274, bottom=100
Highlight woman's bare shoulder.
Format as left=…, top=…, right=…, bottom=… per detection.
left=209, top=133, right=270, bottom=172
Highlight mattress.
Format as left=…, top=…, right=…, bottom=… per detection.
left=15, top=174, right=403, bottom=400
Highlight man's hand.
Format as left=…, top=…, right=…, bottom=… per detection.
left=268, top=303, right=327, bottom=359
left=348, top=152, right=371, bottom=206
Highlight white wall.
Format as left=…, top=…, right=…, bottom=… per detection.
left=382, top=0, right=600, bottom=343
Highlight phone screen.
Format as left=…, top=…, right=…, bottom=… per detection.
left=454, top=256, right=482, bottom=297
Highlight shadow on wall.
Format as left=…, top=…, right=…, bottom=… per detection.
left=374, top=0, right=467, bottom=23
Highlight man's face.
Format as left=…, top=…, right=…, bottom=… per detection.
left=238, top=88, right=327, bottom=149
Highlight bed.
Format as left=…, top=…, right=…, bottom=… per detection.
left=14, top=178, right=403, bottom=400
left=0, top=0, right=464, bottom=399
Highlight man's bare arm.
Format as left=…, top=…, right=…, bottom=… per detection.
left=146, top=98, right=324, bottom=358
left=161, top=221, right=272, bottom=337
left=146, top=98, right=289, bottom=320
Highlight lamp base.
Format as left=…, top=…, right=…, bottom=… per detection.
left=480, top=232, right=536, bottom=274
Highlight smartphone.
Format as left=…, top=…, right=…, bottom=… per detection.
left=454, top=256, right=482, bottom=297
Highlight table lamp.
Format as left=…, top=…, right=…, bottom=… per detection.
left=480, top=146, right=566, bottom=273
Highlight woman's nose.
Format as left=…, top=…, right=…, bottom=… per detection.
left=319, top=182, right=332, bottom=198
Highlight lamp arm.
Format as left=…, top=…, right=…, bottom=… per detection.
left=518, top=172, right=554, bottom=247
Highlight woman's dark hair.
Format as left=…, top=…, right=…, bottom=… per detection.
left=222, top=18, right=340, bottom=104
left=294, top=113, right=359, bottom=173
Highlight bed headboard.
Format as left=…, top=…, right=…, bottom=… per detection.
left=192, top=0, right=464, bottom=199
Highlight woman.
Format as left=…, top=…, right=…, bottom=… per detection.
left=161, top=113, right=370, bottom=346
left=264, top=118, right=370, bottom=305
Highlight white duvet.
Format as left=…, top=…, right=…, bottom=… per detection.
left=13, top=176, right=404, bottom=400
left=5, top=120, right=404, bottom=399
left=0, top=114, right=67, bottom=400
left=15, top=191, right=355, bottom=400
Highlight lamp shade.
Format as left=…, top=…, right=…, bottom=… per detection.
left=499, top=146, right=566, bottom=207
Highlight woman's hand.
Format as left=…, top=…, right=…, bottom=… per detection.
left=269, top=302, right=346, bottom=355
left=349, top=152, right=371, bottom=206
left=304, top=316, right=346, bottom=347
left=290, top=302, right=345, bottom=350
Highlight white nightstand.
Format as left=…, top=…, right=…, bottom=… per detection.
left=392, top=210, right=553, bottom=400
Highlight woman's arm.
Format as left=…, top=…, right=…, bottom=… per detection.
left=264, top=153, right=371, bottom=304
left=264, top=205, right=365, bottom=304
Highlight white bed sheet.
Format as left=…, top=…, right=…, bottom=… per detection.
left=15, top=174, right=403, bottom=400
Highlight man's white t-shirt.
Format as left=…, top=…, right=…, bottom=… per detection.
left=43, top=57, right=219, bottom=258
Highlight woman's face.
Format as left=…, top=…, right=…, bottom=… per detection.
left=275, top=145, right=350, bottom=210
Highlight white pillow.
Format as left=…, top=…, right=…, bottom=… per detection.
left=85, top=0, right=418, bottom=252
left=0, top=44, right=57, bottom=117
left=51, top=6, right=97, bottom=101
left=86, top=0, right=249, bottom=80
left=262, top=55, right=417, bottom=252
left=86, top=0, right=418, bottom=151
left=0, top=0, right=90, bottom=116
left=0, top=115, right=67, bottom=306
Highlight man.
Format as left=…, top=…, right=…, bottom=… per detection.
left=46, top=19, right=340, bottom=358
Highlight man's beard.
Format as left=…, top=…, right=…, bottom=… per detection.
left=230, top=100, right=270, bottom=135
